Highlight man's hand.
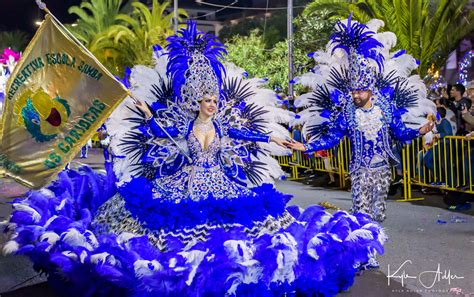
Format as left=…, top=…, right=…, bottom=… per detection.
left=465, top=132, right=474, bottom=141
left=286, top=141, right=306, bottom=151
left=270, top=136, right=291, bottom=148
left=419, top=121, right=434, bottom=135
left=135, top=100, right=152, bottom=119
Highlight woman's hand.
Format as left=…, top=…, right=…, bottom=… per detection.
left=286, top=141, right=306, bottom=151
left=135, top=100, right=153, bottom=119
left=419, top=121, right=434, bottom=135
left=269, top=136, right=292, bottom=148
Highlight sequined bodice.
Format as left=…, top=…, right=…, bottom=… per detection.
left=152, top=130, right=252, bottom=201
left=355, top=106, right=384, bottom=142
left=188, top=131, right=220, bottom=168
left=351, top=105, right=393, bottom=170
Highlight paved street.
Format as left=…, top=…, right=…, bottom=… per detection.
left=0, top=148, right=473, bottom=297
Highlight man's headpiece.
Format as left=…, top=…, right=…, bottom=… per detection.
left=330, top=15, right=384, bottom=91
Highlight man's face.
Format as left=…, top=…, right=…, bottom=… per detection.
left=450, top=87, right=460, bottom=98
left=351, top=90, right=372, bottom=107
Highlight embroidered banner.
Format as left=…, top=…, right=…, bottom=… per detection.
left=0, top=14, right=128, bottom=188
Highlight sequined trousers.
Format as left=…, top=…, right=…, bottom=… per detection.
left=350, top=166, right=391, bottom=222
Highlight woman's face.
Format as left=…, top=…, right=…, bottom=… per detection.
left=199, top=95, right=218, bottom=117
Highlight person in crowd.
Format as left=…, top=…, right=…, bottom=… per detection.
left=462, top=105, right=474, bottom=127
left=420, top=107, right=453, bottom=185
left=292, top=124, right=303, bottom=143
left=291, top=125, right=303, bottom=165
left=449, top=83, right=472, bottom=136
left=314, top=149, right=337, bottom=186
left=80, top=138, right=93, bottom=159
left=442, top=85, right=452, bottom=102
left=466, top=81, right=474, bottom=102
left=436, top=97, right=457, bottom=133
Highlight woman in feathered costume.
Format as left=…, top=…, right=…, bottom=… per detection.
left=0, top=48, right=21, bottom=113
left=3, top=22, right=387, bottom=296
left=289, top=16, right=435, bottom=223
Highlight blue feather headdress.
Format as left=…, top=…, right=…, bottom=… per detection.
left=330, top=15, right=384, bottom=91
left=166, top=21, right=227, bottom=111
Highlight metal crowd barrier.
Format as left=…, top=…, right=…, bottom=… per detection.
left=404, top=136, right=473, bottom=199
left=277, top=136, right=474, bottom=201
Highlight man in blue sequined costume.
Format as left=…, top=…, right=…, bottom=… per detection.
left=289, top=16, right=434, bottom=222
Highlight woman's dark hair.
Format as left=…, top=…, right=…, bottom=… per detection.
left=439, top=98, right=451, bottom=108
left=447, top=84, right=453, bottom=95
left=437, top=107, right=447, bottom=119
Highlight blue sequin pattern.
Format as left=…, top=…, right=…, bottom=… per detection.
left=305, top=100, right=418, bottom=173
left=145, top=119, right=269, bottom=201
left=113, top=118, right=286, bottom=231
left=152, top=131, right=253, bottom=201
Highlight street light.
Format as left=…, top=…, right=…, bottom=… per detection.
left=287, top=0, right=294, bottom=102
left=35, top=20, right=43, bottom=26
left=174, top=0, right=178, bottom=32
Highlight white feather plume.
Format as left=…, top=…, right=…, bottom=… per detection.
left=12, top=204, right=41, bottom=223
left=2, top=240, right=19, bottom=255
left=134, top=259, right=162, bottom=278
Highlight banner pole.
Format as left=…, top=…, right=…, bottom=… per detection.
left=34, top=0, right=127, bottom=90
left=34, top=0, right=192, bottom=164
left=127, top=92, right=192, bottom=162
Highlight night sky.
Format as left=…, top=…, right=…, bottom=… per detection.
left=0, top=0, right=251, bottom=36
left=0, top=0, right=82, bottom=34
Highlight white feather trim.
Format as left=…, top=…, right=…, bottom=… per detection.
left=62, top=250, right=78, bottom=261
left=306, top=235, right=324, bottom=260
left=177, top=249, right=208, bottom=286
left=2, top=240, right=19, bottom=255
left=90, top=252, right=116, bottom=266
left=366, top=19, right=385, bottom=32
left=375, top=32, right=397, bottom=52
left=270, top=233, right=298, bottom=283
left=12, top=204, right=41, bottom=223
left=134, top=259, right=162, bottom=278
left=39, top=232, right=60, bottom=251
left=60, top=228, right=93, bottom=251
left=345, top=229, right=374, bottom=242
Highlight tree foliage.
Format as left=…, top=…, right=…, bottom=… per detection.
left=67, top=0, right=128, bottom=73
left=294, top=9, right=335, bottom=55
left=0, top=30, right=29, bottom=52
left=67, top=0, right=187, bottom=74
left=100, top=0, right=187, bottom=70
left=225, top=9, right=334, bottom=94
left=304, top=0, right=474, bottom=77
left=226, top=30, right=306, bottom=94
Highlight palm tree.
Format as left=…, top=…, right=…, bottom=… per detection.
left=67, top=0, right=126, bottom=73
left=68, top=0, right=124, bottom=44
left=98, top=0, right=187, bottom=69
left=304, top=0, right=474, bottom=77
left=0, top=30, right=30, bottom=52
